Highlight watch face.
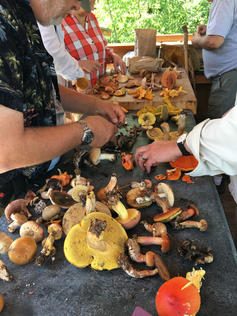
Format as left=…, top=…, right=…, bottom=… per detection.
left=82, top=129, right=94, bottom=145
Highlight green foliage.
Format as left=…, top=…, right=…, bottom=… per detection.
left=95, top=0, right=211, bottom=43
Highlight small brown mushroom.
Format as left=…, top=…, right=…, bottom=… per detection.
left=4, top=199, right=31, bottom=222
left=20, top=221, right=44, bottom=243
left=8, top=236, right=37, bottom=265
left=173, top=219, right=208, bottom=231
left=89, top=148, right=115, bottom=165
left=117, top=253, right=159, bottom=278
left=8, top=213, right=28, bottom=233
left=0, top=259, right=12, bottom=282
left=42, top=205, right=61, bottom=221
left=141, top=220, right=167, bottom=237
left=137, top=234, right=171, bottom=253
left=126, top=187, right=152, bottom=208
left=0, top=232, right=13, bottom=254
left=49, top=189, right=76, bottom=208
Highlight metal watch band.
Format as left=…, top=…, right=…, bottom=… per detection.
left=177, top=141, right=190, bottom=156
left=78, top=120, right=94, bottom=145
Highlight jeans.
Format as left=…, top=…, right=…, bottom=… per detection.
left=208, top=68, right=237, bottom=119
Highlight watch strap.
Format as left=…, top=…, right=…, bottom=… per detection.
left=177, top=141, right=190, bottom=156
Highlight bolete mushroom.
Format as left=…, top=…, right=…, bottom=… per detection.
left=8, top=236, right=37, bottom=265
left=89, top=147, right=116, bottom=165
left=20, top=221, right=44, bottom=243
left=64, top=212, right=128, bottom=270
left=62, top=203, right=86, bottom=235
left=0, top=232, right=13, bottom=254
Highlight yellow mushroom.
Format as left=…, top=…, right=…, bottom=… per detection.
left=64, top=212, right=128, bottom=270
left=138, top=112, right=156, bottom=129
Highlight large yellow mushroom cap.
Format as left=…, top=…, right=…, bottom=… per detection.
left=64, top=212, right=128, bottom=271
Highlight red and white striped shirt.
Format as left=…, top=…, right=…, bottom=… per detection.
left=62, top=12, right=113, bottom=87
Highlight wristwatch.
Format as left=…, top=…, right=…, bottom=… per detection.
left=78, top=120, right=94, bottom=145
left=177, top=133, right=190, bottom=156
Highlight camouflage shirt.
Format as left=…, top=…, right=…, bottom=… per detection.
left=0, top=0, right=61, bottom=185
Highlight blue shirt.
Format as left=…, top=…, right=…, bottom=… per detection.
left=203, top=0, right=237, bottom=78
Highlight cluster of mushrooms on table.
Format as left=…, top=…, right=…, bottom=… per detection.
left=0, top=70, right=213, bottom=315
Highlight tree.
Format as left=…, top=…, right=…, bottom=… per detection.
left=95, top=0, right=210, bottom=43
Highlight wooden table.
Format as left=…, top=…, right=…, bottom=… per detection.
left=108, top=68, right=197, bottom=114
left=0, top=113, right=236, bottom=316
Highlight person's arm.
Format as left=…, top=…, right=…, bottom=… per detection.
left=191, top=32, right=224, bottom=49
left=186, top=106, right=237, bottom=177
left=59, top=84, right=125, bottom=124
left=37, top=23, right=85, bottom=81
left=192, top=0, right=234, bottom=50
left=0, top=104, right=117, bottom=173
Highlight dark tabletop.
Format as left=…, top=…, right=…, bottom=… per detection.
left=0, top=111, right=237, bottom=316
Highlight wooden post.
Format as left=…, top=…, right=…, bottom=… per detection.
left=182, top=24, right=189, bottom=75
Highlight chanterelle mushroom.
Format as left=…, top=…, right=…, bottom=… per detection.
left=89, top=147, right=116, bottom=165
left=64, top=212, right=128, bottom=270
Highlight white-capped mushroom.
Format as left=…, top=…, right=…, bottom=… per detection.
left=20, top=221, right=44, bottom=243
left=0, top=232, right=13, bottom=254
left=89, top=148, right=116, bottom=165
left=8, top=213, right=28, bottom=233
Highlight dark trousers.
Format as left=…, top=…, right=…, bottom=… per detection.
left=208, top=68, right=237, bottom=119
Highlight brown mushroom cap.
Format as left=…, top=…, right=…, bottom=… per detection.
left=42, top=204, right=61, bottom=221
left=0, top=293, right=4, bottom=312
left=89, top=148, right=101, bottom=165
left=8, top=236, right=37, bottom=265
left=20, top=221, right=44, bottom=243
left=49, top=190, right=76, bottom=208
left=0, top=232, right=13, bottom=254
left=116, top=208, right=141, bottom=230
left=126, top=187, right=152, bottom=208
left=62, top=203, right=86, bottom=235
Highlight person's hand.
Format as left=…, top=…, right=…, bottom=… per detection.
left=191, top=31, right=202, bottom=48
left=83, top=116, right=118, bottom=147
left=197, top=24, right=206, bottom=36
left=112, top=53, right=127, bottom=75
left=135, top=141, right=182, bottom=173
left=78, top=60, right=101, bottom=73
left=95, top=100, right=125, bottom=125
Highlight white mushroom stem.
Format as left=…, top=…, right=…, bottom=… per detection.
left=8, top=213, right=28, bottom=233
left=85, top=191, right=96, bottom=214
left=0, top=260, right=12, bottom=282
left=99, top=153, right=115, bottom=161
left=135, top=192, right=166, bottom=204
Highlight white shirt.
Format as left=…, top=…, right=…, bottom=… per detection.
left=186, top=105, right=237, bottom=177
left=37, top=23, right=84, bottom=81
